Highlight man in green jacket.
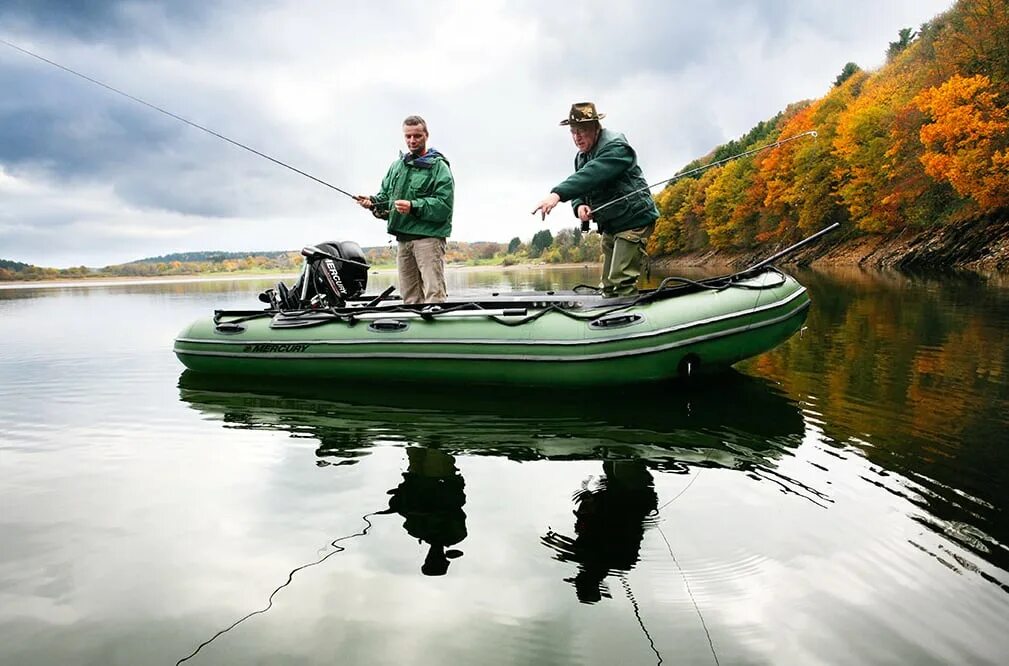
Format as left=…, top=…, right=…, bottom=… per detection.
left=533, top=102, right=658, bottom=298
left=356, top=115, right=454, bottom=304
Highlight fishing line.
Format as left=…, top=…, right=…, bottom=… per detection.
left=656, top=469, right=703, bottom=512
left=656, top=524, right=720, bottom=666
left=643, top=455, right=719, bottom=666
left=1, top=37, right=357, bottom=199
left=175, top=511, right=381, bottom=665
left=620, top=574, right=663, bottom=666
left=591, top=130, right=818, bottom=216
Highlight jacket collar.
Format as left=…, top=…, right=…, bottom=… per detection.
left=400, top=147, right=449, bottom=169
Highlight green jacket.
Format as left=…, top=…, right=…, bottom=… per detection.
left=371, top=149, right=454, bottom=239
left=551, top=129, right=658, bottom=235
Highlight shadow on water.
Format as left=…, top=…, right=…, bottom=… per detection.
left=377, top=447, right=467, bottom=577
left=177, top=370, right=822, bottom=578
left=542, top=460, right=658, bottom=604
left=174, top=370, right=809, bottom=663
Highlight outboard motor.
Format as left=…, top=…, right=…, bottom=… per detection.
left=260, top=240, right=369, bottom=310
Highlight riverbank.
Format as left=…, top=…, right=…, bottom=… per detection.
left=651, top=214, right=1009, bottom=273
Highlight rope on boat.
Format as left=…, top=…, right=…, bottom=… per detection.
left=210, top=264, right=787, bottom=333
left=211, top=265, right=788, bottom=332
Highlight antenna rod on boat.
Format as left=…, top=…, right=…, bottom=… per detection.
left=591, top=130, right=818, bottom=215
left=740, top=221, right=840, bottom=273
left=0, top=37, right=357, bottom=200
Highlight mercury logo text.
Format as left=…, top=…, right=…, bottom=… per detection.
left=243, top=344, right=310, bottom=353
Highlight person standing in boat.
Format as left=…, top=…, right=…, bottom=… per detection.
left=356, top=115, right=454, bottom=304
left=532, top=102, right=658, bottom=298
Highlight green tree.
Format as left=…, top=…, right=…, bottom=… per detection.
left=507, top=236, right=521, bottom=254
left=529, top=229, right=554, bottom=257
left=834, top=62, right=861, bottom=87
left=887, top=28, right=917, bottom=60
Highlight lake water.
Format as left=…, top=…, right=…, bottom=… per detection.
left=2, top=265, right=1008, bottom=665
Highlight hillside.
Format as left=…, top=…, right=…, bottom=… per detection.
left=647, top=0, right=1009, bottom=272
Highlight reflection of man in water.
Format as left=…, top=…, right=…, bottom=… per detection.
left=542, top=461, right=658, bottom=603
left=381, top=447, right=467, bottom=576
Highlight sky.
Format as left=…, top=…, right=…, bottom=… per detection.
left=0, top=0, right=955, bottom=268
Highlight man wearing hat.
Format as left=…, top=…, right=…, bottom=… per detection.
left=533, top=102, right=658, bottom=298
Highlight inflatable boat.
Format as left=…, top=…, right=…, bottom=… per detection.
left=173, top=241, right=812, bottom=387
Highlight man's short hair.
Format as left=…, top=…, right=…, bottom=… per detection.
left=402, top=115, right=428, bottom=133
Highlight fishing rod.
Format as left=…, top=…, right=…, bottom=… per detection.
left=590, top=130, right=818, bottom=217
left=0, top=37, right=357, bottom=200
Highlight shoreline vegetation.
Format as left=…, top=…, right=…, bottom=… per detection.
left=0, top=259, right=602, bottom=288
left=4, top=0, right=1008, bottom=281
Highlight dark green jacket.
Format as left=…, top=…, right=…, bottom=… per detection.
left=372, top=149, right=454, bottom=239
left=551, top=129, right=658, bottom=234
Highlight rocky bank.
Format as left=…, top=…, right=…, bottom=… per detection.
left=651, top=214, right=1009, bottom=274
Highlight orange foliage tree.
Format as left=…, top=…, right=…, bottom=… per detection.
left=915, top=74, right=1009, bottom=210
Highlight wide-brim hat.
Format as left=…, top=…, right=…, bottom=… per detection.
left=559, top=102, right=606, bottom=126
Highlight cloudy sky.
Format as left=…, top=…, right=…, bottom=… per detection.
left=1, top=0, right=954, bottom=268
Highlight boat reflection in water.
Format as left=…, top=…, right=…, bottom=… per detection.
left=177, top=370, right=807, bottom=590
left=543, top=460, right=658, bottom=604
left=378, top=447, right=467, bottom=576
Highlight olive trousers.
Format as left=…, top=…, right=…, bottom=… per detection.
left=600, top=224, right=653, bottom=297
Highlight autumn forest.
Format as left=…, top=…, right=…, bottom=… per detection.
left=648, top=0, right=1009, bottom=259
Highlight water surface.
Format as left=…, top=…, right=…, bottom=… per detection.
left=1, top=266, right=1008, bottom=665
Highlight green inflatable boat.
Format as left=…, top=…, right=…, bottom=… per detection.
left=173, top=240, right=812, bottom=387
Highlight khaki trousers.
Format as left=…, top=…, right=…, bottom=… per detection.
left=398, top=237, right=448, bottom=304
left=600, top=224, right=653, bottom=297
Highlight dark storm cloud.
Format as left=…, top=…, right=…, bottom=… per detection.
left=0, top=0, right=217, bottom=42
left=0, top=70, right=181, bottom=178
left=0, top=38, right=329, bottom=219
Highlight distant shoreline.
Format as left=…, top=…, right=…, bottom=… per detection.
left=0, top=261, right=601, bottom=289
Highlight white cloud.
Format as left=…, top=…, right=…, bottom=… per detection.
left=0, top=0, right=955, bottom=267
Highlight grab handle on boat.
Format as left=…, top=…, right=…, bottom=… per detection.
left=589, top=313, right=644, bottom=329
left=214, top=322, right=246, bottom=334
left=368, top=319, right=409, bottom=332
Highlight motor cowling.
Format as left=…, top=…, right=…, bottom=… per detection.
left=304, top=241, right=369, bottom=306
left=262, top=240, right=369, bottom=310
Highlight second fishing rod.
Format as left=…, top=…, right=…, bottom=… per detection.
left=580, top=130, right=818, bottom=231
